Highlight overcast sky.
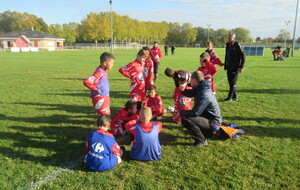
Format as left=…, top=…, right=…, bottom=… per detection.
left=1, top=0, right=299, bottom=38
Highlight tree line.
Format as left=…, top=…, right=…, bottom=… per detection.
left=0, top=10, right=298, bottom=47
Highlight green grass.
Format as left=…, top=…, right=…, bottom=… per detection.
left=0, top=48, right=299, bottom=189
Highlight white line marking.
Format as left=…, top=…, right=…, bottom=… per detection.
left=28, top=156, right=84, bottom=190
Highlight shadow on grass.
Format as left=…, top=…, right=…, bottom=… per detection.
left=217, top=89, right=300, bottom=94
left=42, top=90, right=130, bottom=99
left=0, top=102, right=123, bottom=168
left=48, top=78, right=85, bottom=81
left=0, top=125, right=91, bottom=167
left=225, top=116, right=300, bottom=139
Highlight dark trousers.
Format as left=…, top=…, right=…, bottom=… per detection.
left=181, top=117, right=214, bottom=142
left=226, top=70, right=239, bottom=99
left=153, top=62, right=160, bottom=80
left=272, top=52, right=279, bottom=60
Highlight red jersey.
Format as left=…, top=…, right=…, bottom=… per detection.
left=172, top=87, right=192, bottom=123
left=273, top=49, right=281, bottom=56
left=119, top=60, right=146, bottom=102
left=83, top=66, right=111, bottom=115
left=110, top=108, right=139, bottom=136
left=150, top=47, right=162, bottom=63
left=144, top=58, right=154, bottom=91
left=144, top=94, right=164, bottom=116
left=124, top=120, right=162, bottom=138
left=206, top=49, right=223, bottom=66
left=83, top=66, right=110, bottom=97
left=197, top=60, right=217, bottom=81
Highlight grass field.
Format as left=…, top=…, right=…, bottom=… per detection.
left=0, top=47, right=299, bottom=190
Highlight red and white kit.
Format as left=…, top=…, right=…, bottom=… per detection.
left=144, top=94, right=164, bottom=117
left=197, top=60, right=218, bottom=93
left=206, top=49, right=223, bottom=66
left=149, top=47, right=162, bottom=63
left=119, top=60, right=146, bottom=102
left=83, top=66, right=110, bottom=115
left=110, top=108, right=140, bottom=136
left=172, top=87, right=192, bottom=123
left=144, top=58, right=154, bottom=91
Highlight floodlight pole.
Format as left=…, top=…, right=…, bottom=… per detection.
left=291, top=0, right=299, bottom=57
left=207, top=24, right=211, bottom=42
left=109, top=0, right=113, bottom=53
left=284, top=20, right=290, bottom=47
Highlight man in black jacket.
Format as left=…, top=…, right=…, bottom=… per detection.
left=223, top=32, right=246, bottom=102
left=179, top=71, right=222, bottom=147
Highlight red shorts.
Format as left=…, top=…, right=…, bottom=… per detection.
left=92, top=95, right=110, bottom=115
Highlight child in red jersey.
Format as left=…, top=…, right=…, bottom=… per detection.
left=142, top=46, right=154, bottom=92
left=205, top=41, right=224, bottom=66
left=172, top=79, right=193, bottom=123
left=84, top=114, right=123, bottom=172
left=124, top=107, right=162, bottom=161
left=149, top=42, right=162, bottom=81
left=197, top=52, right=218, bottom=93
left=272, top=48, right=281, bottom=61
left=83, top=52, right=115, bottom=115
left=110, top=101, right=139, bottom=136
left=144, top=85, right=166, bottom=121
left=119, top=49, right=147, bottom=110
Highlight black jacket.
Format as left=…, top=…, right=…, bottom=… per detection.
left=179, top=80, right=222, bottom=125
left=224, top=41, right=246, bottom=71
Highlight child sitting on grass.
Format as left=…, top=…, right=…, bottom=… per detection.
left=124, top=107, right=162, bottom=161
left=144, top=85, right=166, bottom=121
left=110, top=101, right=139, bottom=136
left=84, top=114, right=123, bottom=172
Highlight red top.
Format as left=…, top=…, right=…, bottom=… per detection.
left=144, top=58, right=154, bottom=91
left=124, top=121, right=162, bottom=137
left=207, top=49, right=223, bottom=66
left=273, top=49, right=281, bottom=56
left=119, top=60, right=146, bottom=101
left=144, top=94, right=164, bottom=116
left=110, top=108, right=139, bottom=136
left=83, top=66, right=108, bottom=92
left=197, top=60, right=218, bottom=81
left=150, top=47, right=162, bottom=63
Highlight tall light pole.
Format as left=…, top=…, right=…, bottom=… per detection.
left=207, top=24, right=211, bottom=42
left=284, top=20, right=290, bottom=47
left=292, top=0, right=299, bottom=57
left=109, top=0, right=113, bottom=53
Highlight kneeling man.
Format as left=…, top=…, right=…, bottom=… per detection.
left=179, top=71, right=222, bottom=147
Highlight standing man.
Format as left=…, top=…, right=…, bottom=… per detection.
left=179, top=71, right=222, bottom=147
left=150, top=42, right=162, bottom=82
left=223, top=32, right=246, bottom=102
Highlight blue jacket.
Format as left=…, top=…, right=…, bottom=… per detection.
left=180, top=80, right=222, bottom=125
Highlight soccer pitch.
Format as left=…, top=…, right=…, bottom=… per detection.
left=0, top=48, right=299, bottom=189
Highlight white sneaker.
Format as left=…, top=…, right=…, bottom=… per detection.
left=167, top=106, right=175, bottom=113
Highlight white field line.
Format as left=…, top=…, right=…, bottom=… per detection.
left=215, top=60, right=256, bottom=86
left=28, top=156, right=84, bottom=190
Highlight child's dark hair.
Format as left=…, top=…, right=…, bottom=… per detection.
left=137, top=49, right=148, bottom=57
left=142, top=46, right=150, bottom=51
left=96, top=114, right=111, bottom=128
left=125, top=101, right=137, bottom=111
left=100, top=52, right=115, bottom=64
left=164, top=67, right=174, bottom=77
left=147, top=85, right=157, bottom=92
